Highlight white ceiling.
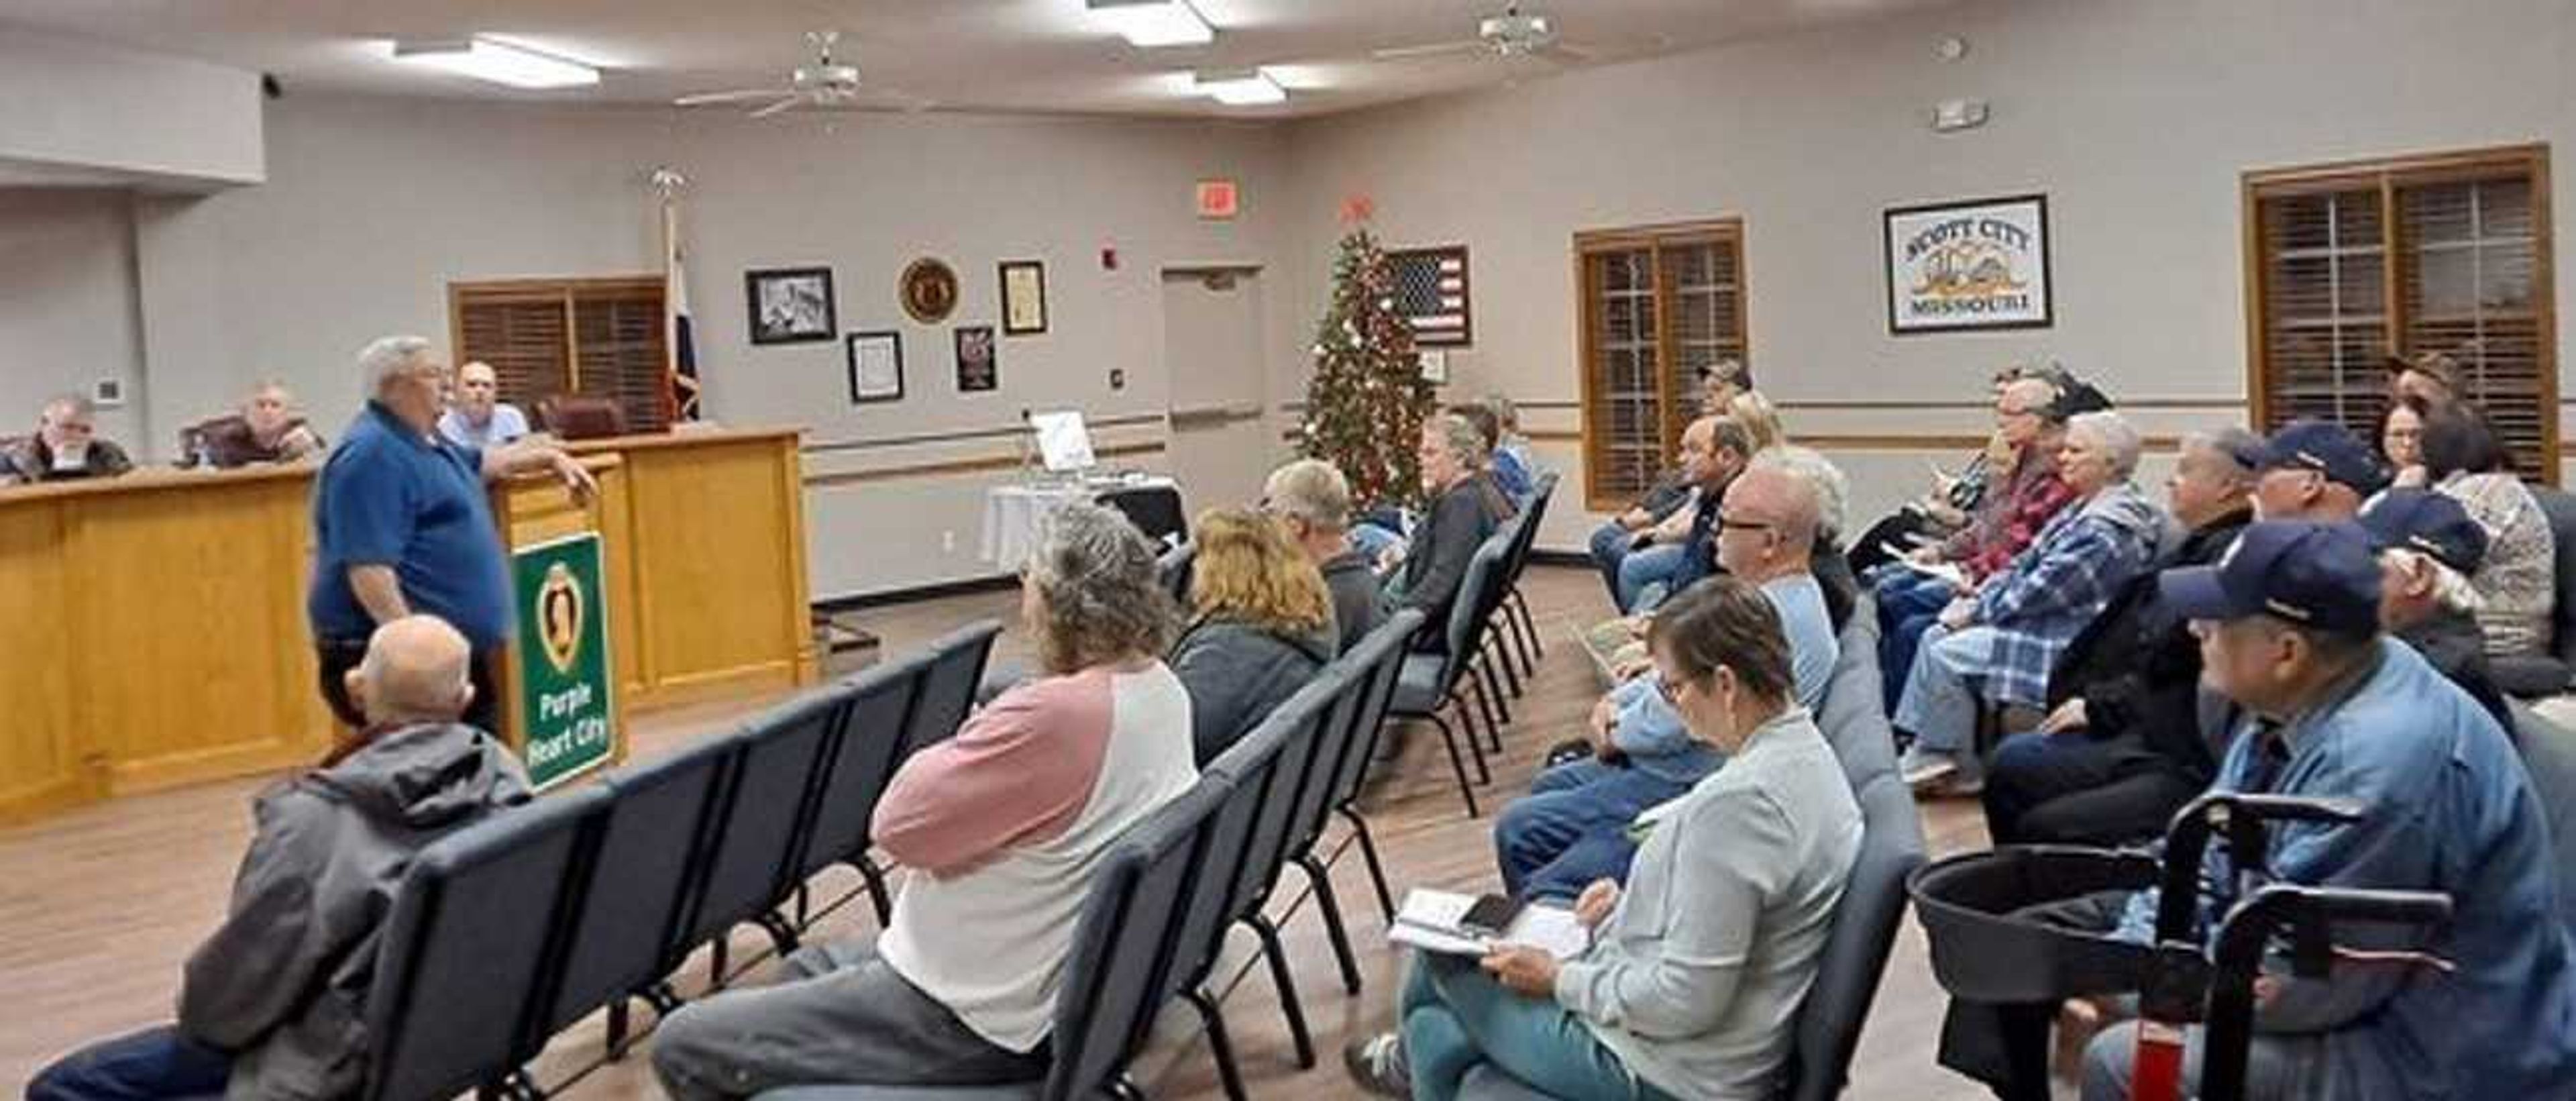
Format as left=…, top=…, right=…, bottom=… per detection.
left=0, top=0, right=1960, bottom=120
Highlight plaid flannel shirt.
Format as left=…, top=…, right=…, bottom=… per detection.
left=1969, top=486, right=2161, bottom=707
left=1946, top=454, right=2077, bottom=580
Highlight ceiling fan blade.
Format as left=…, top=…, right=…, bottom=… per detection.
left=674, top=88, right=793, bottom=106
left=1372, top=40, right=1487, bottom=61
left=747, top=95, right=805, bottom=119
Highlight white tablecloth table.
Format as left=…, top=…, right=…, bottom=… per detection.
left=981, top=475, right=1182, bottom=572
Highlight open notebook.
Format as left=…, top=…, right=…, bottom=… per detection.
left=1389, top=888, right=1592, bottom=961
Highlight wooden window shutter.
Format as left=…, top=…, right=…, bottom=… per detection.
left=2247, top=144, right=2556, bottom=482
left=1575, top=219, right=1750, bottom=510
left=451, top=276, right=668, bottom=432
left=572, top=284, right=671, bottom=432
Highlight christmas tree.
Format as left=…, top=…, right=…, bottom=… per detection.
left=1298, top=198, right=1437, bottom=509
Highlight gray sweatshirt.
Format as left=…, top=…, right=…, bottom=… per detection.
left=1554, top=706, right=1862, bottom=1100
left=178, top=722, right=532, bottom=1101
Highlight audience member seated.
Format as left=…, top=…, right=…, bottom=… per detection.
left=1898, top=411, right=2167, bottom=795
left=1770, top=443, right=1863, bottom=633
left=1483, top=392, right=1540, bottom=502
left=1874, top=376, right=2076, bottom=713
left=178, top=380, right=326, bottom=468
left=2359, top=488, right=2514, bottom=728
left=1980, top=427, right=2258, bottom=845
left=1169, top=507, right=1336, bottom=764
left=1265, top=457, right=1382, bottom=652
left=2376, top=394, right=2429, bottom=489
left=1346, top=576, right=1862, bottom=1101
left=1847, top=366, right=2027, bottom=576
left=1613, top=415, right=1750, bottom=614
left=1726, top=388, right=1786, bottom=454
left=1943, top=520, right=2576, bottom=1101
left=1377, top=412, right=1517, bottom=651
left=653, top=502, right=1196, bottom=1099
left=1587, top=360, right=1746, bottom=603
left=1, top=395, right=133, bottom=485
left=2419, top=402, right=2557, bottom=659
left=2385, top=348, right=2464, bottom=408
left=1496, top=459, right=1840, bottom=903
left=1448, top=400, right=1529, bottom=503
left=2248, top=419, right=2383, bottom=521
left=435, top=360, right=531, bottom=450
left=2109, top=523, right=2573, bottom=1096
left=26, top=615, right=529, bottom=1101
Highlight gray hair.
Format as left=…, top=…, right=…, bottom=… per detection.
left=2181, top=427, right=2263, bottom=487
left=2382, top=547, right=2485, bottom=615
left=39, top=394, right=94, bottom=423
left=1482, top=392, right=1520, bottom=431
left=1430, top=412, right=1489, bottom=469
left=358, top=335, right=436, bottom=397
left=2067, top=411, right=2144, bottom=479
left=1264, top=458, right=1352, bottom=530
left=1748, top=444, right=1849, bottom=541
left=1026, top=501, right=1177, bottom=674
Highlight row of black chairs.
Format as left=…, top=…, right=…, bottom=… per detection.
left=1389, top=470, right=1559, bottom=817
left=765, top=607, right=1432, bottom=1101
left=356, top=621, right=1005, bottom=1101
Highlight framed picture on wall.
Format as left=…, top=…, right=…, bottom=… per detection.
left=1000, top=260, right=1049, bottom=336
left=955, top=325, right=998, bottom=392
left=745, top=266, right=838, bottom=344
left=1882, top=194, right=2053, bottom=334
left=846, top=330, right=904, bottom=404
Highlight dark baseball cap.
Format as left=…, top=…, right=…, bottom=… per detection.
left=2257, top=421, right=2389, bottom=496
left=2384, top=350, right=2464, bottom=392
left=2358, top=488, right=2489, bottom=576
left=2159, top=520, right=2383, bottom=636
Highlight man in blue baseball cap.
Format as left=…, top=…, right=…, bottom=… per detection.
left=2071, top=519, right=2576, bottom=1100
left=2249, top=420, right=2387, bottom=523
left=2358, top=489, right=2511, bottom=728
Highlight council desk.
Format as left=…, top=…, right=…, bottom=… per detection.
left=0, top=426, right=814, bottom=824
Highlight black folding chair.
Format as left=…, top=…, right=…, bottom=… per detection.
left=1173, top=699, right=1312, bottom=1100
left=362, top=788, right=610, bottom=1101
left=787, top=653, right=932, bottom=925
left=1387, top=533, right=1516, bottom=816
left=1313, top=609, right=1426, bottom=921
left=551, top=735, right=738, bottom=1057
left=684, top=685, right=855, bottom=982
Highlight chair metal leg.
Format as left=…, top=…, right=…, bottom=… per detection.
left=855, top=858, right=894, bottom=925
left=605, top=997, right=632, bottom=1059
left=1507, top=586, right=1541, bottom=673
left=1109, top=1074, right=1150, bottom=1101
left=1295, top=853, right=1364, bottom=995
left=1511, top=586, right=1544, bottom=660
left=1468, top=670, right=1506, bottom=755
left=757, top=911, right=801, bottom=956
left=1488, top=628, right=1525, bottom=700
left=1478, top=651, right=1513, bottom=729
left=794, top=882, right=810, bottom=927
left=708, top=935, right=729, bottom=986
left=1183, top=990, right=1250, bottom=1101
left=1244, top=914, right=1318, bottom=1069
left=1338, top=804, right=1398, bottom=920
left=1447, top=693, right=1492, bottom=785
left=1424, top=712, right=1481, bottom=817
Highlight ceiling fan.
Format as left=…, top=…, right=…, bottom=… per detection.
left=1373, top=5, right=1600, bottom=64
left=673, top=30, right=930, bottom=118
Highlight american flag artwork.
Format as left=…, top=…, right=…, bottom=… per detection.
left=1389, top=246, right=1472, bottom=347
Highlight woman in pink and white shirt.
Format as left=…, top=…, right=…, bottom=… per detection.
left=655, top=502, right=1198, bottom=1099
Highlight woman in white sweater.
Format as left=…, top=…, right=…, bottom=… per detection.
left=1347, top=575, right=1863, bottom=1100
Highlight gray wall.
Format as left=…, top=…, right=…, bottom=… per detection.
left=0, top=192, right=145, bottom=445
left=0, top=25, right=262, bottom=187
left=1275, top=0, right=2576, bottom=543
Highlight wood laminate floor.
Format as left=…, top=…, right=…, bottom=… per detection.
left=0, top=566, right=2018, bottom=1100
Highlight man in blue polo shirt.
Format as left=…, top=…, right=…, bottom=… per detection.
left=307, top=335, right=596, bottom=733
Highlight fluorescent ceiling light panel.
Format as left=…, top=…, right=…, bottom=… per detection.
left=1193, top=68, right=1285, bottom=105
left=1089, top=0, right=1216, bottom=48
left=389, top=38, right=600, bottom=89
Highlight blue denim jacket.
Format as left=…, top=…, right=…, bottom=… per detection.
left=2116, top=639, right=2576, bottom=1099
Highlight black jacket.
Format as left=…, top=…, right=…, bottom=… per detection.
left=1386, top=473, right=1516, bottom=649
left=2047, top=507, right=2251, bottom=782
left=1169, top=615, right=1336, bottom=766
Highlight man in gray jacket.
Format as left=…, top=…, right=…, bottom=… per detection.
left=28, top=615, right=530, bottom=1101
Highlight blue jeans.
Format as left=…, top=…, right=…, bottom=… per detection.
left=1495, top=759, right=1688, bottom=902
left=1613, top=544, right=1686, bottom=615
left=1399, top=953, right=1674, bottom=1101
left=1894, top=623, right=1992, bottom=762
left=1874, top=572, right=1957, bottom=713
left=28, top=1025, right=232, bottom=1101
left=1589, top=522, right=1637, bottom=605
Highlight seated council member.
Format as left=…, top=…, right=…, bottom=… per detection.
left=1346, top=576, right=1861, bottom=1101
left=1, top=395, right=134, bottom=484
left=435, top=360, right=531, bottom=450
left=652, top=503, right=1197, bottom=1098
left=180, top=380, right=327, bottom=468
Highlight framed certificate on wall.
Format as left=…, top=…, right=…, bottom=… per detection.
left=1000, top=260, right=1048, bottom=336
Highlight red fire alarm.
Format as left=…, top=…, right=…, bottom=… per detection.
left=1099, top=245, right=1118, bottom=270
left=1196, top=178, right=1240, bottom=220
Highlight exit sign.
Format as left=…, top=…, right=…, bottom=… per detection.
left=1196, top=178, right=1240, bottom=220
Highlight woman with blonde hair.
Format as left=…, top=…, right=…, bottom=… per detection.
left=1171, top=507, right=1338, bottom=763
left=1726, top=390, right=1786, bottom=454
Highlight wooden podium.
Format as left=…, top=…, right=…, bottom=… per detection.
left=488, top=454, right=630, bottom=788
left=0, top=425, right=815, bottom=823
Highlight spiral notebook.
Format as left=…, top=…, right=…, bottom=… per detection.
left=1388, top=888, right=1591, bottom=960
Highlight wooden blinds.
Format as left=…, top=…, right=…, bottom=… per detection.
left=450, top=276, right=670, bottom=433
left=1574, top=220, right=1750, bottom=509
left=2246, top=145, right=2556, bottom=479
